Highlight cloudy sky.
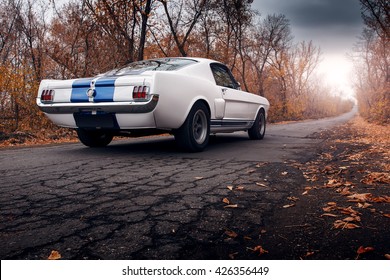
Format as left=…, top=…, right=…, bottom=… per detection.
left=252, top=0, right=365, bottom=98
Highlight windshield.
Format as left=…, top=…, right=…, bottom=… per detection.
left=104, top=58, right=198, bottom=76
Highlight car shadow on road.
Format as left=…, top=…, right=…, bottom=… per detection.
left=72, top=133, right=252, bottom=157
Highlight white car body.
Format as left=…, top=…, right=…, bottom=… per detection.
left=37, top=57, right=270, bottom=151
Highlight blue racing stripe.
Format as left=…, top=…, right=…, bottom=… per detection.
left=94, top=77, right=117, bottom=102
left=71, top=78, right=93, bottom=103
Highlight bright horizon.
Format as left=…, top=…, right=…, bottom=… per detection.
left=253, top=0, right=364, bottom=100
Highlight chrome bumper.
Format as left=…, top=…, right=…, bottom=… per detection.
left=38, top=95, right=159, bottom=114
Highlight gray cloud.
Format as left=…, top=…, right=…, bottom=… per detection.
left=253, top=0, right=363, bottom=28
left=284, top=0, right=363, bottom=27
left=252, top=0, right=364, bottom=53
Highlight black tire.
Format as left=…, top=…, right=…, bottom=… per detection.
left=76, top=128, right=113, bottom=147
left=174, top=102, right=210, bottom=152
left=248, top=108, right=266, bottom=140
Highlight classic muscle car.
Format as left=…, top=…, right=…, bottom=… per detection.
left=37, top=57, right=270, bottom=152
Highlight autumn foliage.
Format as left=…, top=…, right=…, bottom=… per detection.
left=353, top=0, right=389, bottom=124
left=1, top=0, right=355, bottom=139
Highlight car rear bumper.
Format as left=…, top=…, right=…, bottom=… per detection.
left=37, top=94, right=159, bottom=114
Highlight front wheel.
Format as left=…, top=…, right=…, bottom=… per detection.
left=174, top=102, right=210, bottom=152
left=76, top=128, right=113, bottom=147
left=248, top=109, right=266, bottom=140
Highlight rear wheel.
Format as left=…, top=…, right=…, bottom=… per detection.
left=76, top=128, right=113, bottom=147
left=248, top=109, right=266, bottom=140
left=174, top=102, right=210, bottom=152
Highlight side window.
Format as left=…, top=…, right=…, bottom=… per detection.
left=210, top=63, right=239, bottom=89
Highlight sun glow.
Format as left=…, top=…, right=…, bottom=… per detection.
left=318, top=54, right=355, bottom=99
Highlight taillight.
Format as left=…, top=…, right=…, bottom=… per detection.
left=41, top=89, right=55, bottom=103
left=132, top=86, right=149, bottom=100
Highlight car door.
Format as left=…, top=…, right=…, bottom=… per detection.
left=210, top=63, right=258, bottom=121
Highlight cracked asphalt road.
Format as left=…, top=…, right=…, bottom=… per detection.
left=0, top=109, right=357, bottom=259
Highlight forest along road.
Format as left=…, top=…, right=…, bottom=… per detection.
left=0, top=108, right=357, bottom=260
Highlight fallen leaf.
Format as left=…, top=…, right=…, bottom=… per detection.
left=303, top=251, right=315, bottom=257
left=194, top=177, right=204, bottom=180
left=47, top=250, right=61, bottom=260
left=383, top=214, right=390, bottom=218
left=385, top=254, right=390, bottom=260
left=227, top=186, right=233, bottom=191
left=283, top=204, right=295, bottom=208
left=248, top=245, right=269, bottom=256
left=224, top=204, right=238, bottom=208
left=333, top=220, right=360, bottom=229
left=327, top=179, right=337, bottom=185
left=323, top=203, right=337, bottom=212
left=281, top=171, right=288, bottom=176
left=357, top=246, right=374, bottom=255
left=339, top=187, right=353, bottom=196
left=343, top=216, right=361, bottom=222
left=225, top=229, right=238, bottom=238
left=357, top=202, right=372, bottom=209
left=302, top=190, right=309, bottom=195
left=347, top=193, right=372, bottom=202
left=287, top=196, right=299, bottom=202
left=338, top=206, right=360, bottom=216
left=236, top=186, right=245, bottom=191
left=321, top=213, right=338, bottom=218
left=323, top=206, right=335, bottom=212
left=256, top=182, right=268, bottom=187
left=222, top=197, right=230, bottom=204
left=371, top=196, right=390, bottom=203
left=344, top=223, right=360, bottom=229
left=325, top=179, right=343, bottom=188
left=321, top=165, right=334, bottom=174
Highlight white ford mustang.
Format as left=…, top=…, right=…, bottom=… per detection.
left=37, top=57, right=270, bottom=152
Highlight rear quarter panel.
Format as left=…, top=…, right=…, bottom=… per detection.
left=151, top=72, right=219, bottom=129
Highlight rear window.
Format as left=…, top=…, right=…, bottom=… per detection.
left=104, top=58, right=198, bottom=76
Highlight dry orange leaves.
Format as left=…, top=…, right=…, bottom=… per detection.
left=47, top=250, right=61, bottom=260
left=248, top=245, right=269, bottom=256
left=322, top=203, right=363, bottom=230
left=222, top=197, right=230, bottom=204
left=356, top=246, right=374, bottom=259
left=222, top=197, right=238, bottom=208
left=361, top=172, right=390, bottom=185
left=227, top=185, right=245, bottom=191
left=333, top=220, right=360, bottom=229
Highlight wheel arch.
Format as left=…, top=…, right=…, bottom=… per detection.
left=174, top=98, right=211, bottom=129
left=193, top=98, right=211, bottom=117
left=254, top=106, right=267, bottom=120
